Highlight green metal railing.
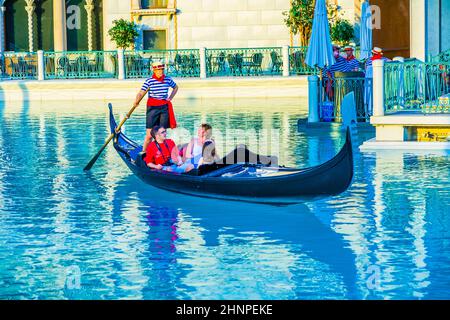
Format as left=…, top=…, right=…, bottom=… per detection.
left=319, top=75, right=372, bottom=122
left=206, top=47, right=283, bottom=77
left=384, top=60, right=450, bottom=113
left=0, top=52, right=38, bottom=80
left=288, top=46, right=317, bottom=75
left=125, top=49, right=200, bottom=78
left=44, top=51, right=118, bottom=79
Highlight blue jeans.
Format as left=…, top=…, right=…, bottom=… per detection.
left=163, top=162, right=191, bottom=173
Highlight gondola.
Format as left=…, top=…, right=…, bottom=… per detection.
left=109, top=105, right=353, bottom=204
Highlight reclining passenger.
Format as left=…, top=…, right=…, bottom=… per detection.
left=198, top=140, right=220, bottom=168
left=144, top=125, right=194, bottom=173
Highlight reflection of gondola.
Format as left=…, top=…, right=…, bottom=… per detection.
left=109, top=105, right=353, bottom=204
left=109, top=177, right=358, bottom=299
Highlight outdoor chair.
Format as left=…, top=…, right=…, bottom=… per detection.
left=76, top=55, right=90, bottom=76
left=227, top=53, right=243, bottom=76
left=174, top=54, right=183, bottom=75
left=213, top=52, right=226, bottom=74
left=57, top=56, right=71, bottom=77
left=249, top=52, right=263, bottom=75
left=188, top=53, right=199, bottom=76
left=270, top=51, right=282, bottom=73
left=89, top=54, right=103, bottom=76
left=181, top=55, right=190, bottom=75
left=291, top=51, right=305, bottom=74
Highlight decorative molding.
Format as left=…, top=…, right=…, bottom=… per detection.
left=131, top=8, right=176, bottom=17
left=25, top=0, right=35, bottom=52
left=85, top=0, right=95, bottom=51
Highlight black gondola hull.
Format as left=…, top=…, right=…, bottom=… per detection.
left=109, top=105, right=353, bottom=204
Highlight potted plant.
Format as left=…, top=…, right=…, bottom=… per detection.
left=108, top=19, right=139, bottom=50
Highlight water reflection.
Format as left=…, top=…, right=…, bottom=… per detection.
left=0, top=99, right=449, bottom=299
left=106, top=175, right=358, bottom=299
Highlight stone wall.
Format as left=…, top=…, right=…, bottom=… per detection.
left=102, top=0, right=131, bottom=50
left=176, top=0, right=291, bottom=49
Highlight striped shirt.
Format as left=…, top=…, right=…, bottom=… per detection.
left=324, top=56, right=351, bottom=78
left=347, top=58, right=361, bottom=71
left=141, top=77, right=177, bottom=100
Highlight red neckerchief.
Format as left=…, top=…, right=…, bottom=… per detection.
left=346, top=55, right=356, bottom=61
left=152, top=73, right=165, bottom=83
left=371, top=53, right=383, bottom=61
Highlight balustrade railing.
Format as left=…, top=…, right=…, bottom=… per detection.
left=318, top=73, right=372, bottom=122
left=124, top=49, right=200, bottom=78
left=0, top=52, right=38, bottom=80
left=44, top=51, right=118, bottom=79
left=205, top=47, right=283, bottom=77
left=384, top=60, right=450, bottom=113
left=288, top=46, right=317, bottom=75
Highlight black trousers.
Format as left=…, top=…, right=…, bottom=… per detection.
left=146, top=105, right=169, bottom=129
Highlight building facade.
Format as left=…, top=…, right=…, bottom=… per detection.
left=0, top=0, right=448, bottom=61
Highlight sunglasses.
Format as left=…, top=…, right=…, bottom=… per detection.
left=158, top=130, right=167, bottom=135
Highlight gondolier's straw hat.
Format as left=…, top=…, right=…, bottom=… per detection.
left=372, top=47, right=383, bottom=55
left=344, top=45, right=354, bottom=51
left=152, top=61, right=165, bottom=69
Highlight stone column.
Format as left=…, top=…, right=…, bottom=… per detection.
left=84, top=0, right=94, bottom=51
left=372, top=59, right=385, bottom=117
left=117, top=49, right=125, bottom=80
left=25, top=0, right=35, bottom=52
left=37, top=50, right=45, bottom=80
left=53, top=0, right=67, bottom=51
left=0, top=0, right=5, bottom=53
left=308, top=75, right=320, bottom=122
left=282, top=45, right=290, bottom=77
left=199, top=47, right=207, bottom=79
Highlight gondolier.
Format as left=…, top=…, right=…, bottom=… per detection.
left=133, top=61, right=179, bottom=152
left=343, top=45, right=360, bottom=71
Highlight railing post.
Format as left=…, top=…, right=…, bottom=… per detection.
left=282, top=45, right=290, bottom=77
left=393, top=56, right=405, bottom=107
left=117, top=48, right=125, bottom=80
left=308, top=75, right=319, bottom=122
left=37, top=50, right=45, bottom=81
left=199, top=47, right=207, bottom=79
left=372, top=59, right=385, bottom=116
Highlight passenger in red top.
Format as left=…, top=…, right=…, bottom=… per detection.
left=144, top=125, right=194, bottom=173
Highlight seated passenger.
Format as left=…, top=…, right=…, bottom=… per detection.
left=185, top=123, right=212, bottom=166
left=198, top=140, right=220, bottom=167
left=144, top=125, right=194, bottom=173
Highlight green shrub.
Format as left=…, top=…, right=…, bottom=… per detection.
left=108, top=19, right=139, bottom=49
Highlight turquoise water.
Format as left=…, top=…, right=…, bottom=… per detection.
left=0, top=98, right=449, bottom=300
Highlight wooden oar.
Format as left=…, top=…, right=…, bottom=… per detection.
left=83, top=88, right=149, bottom=171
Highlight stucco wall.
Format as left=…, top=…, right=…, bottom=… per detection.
left=176, top=0, right=291, bottom=49
left=102, top=0, right=131, bottom=50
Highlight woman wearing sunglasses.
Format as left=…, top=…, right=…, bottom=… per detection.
left=144, top=125, right=193, bottom=173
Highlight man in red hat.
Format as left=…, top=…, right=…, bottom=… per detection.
left=133, top=61, right=179, bottom=152
left=365, top=47, right=390, bottom=68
